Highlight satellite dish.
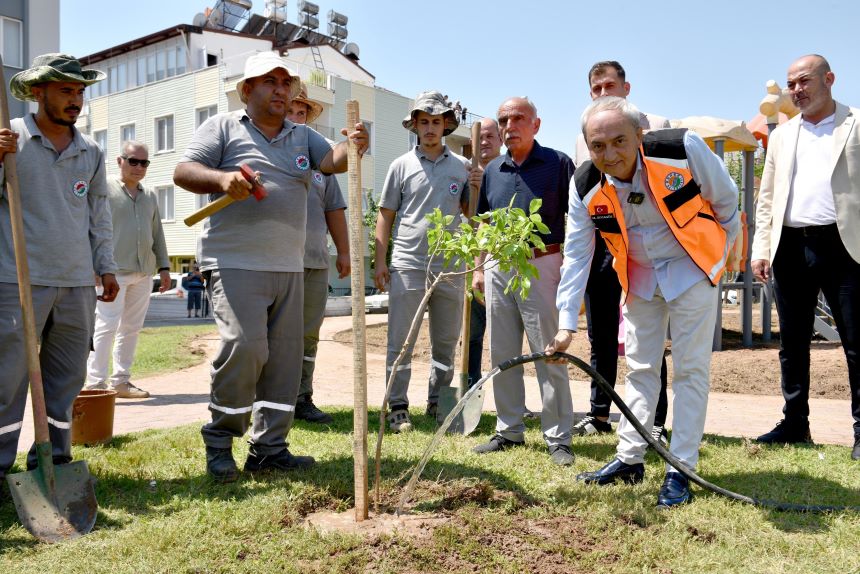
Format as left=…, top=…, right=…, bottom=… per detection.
left=193, top=13, right=207, bottom=27
left=207, top=7, right=223, bottom=27
left=343, top=42, right=360, bottom=59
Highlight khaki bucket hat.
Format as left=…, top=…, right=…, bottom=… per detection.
left=402, top=91, right=459, bottom=136
left=291, top=82, right=324, bottom=123
left=10, top=53, right=106, bottom=102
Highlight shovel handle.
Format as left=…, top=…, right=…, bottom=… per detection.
left=0, top=57, right=51, bottom=444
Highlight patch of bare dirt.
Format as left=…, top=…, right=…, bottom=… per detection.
left=334, top=305, right=850, bottom=400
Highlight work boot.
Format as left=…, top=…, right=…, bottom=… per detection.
left=206, top=446, right=239, bottom=483
left=472, top=434, right=524, bottom=454
left=755, top=419, right=812, bottom=444
left=852, top=436, right=860, bottom=461
left=388, top=409, right=412, bottom=433
left=113, top=382, right=150, bottom=399
left=244, top=448, right=315, bottom=473
left=295, top=399, right=334, bottom=424
left=425, top=402, right=438, bottom=419
left=548, top=444, right=575, bottom=466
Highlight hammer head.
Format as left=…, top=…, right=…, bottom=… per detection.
left=239, top=164, right=267, bottom=201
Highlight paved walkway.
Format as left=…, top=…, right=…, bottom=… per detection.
left=17, top=314, right=855, bottom=452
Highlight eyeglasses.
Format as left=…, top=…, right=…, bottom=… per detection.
left=122, top=156, right=150, bottom=167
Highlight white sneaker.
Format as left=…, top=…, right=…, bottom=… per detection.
left=83, top=381, right=109, bottom=391
left=113, top=382, right=150, bottom=399
left=651, top=424, right=669, bottom=447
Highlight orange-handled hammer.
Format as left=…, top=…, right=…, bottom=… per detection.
left=184, top=164, right=266, bottom=226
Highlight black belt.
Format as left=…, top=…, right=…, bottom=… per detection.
left=782, top=224, right=838, bottom=238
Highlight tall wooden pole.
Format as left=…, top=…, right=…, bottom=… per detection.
left=346, top=101, right=368, bottom=521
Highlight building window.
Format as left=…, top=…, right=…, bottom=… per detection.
left=0, top=16, right=23, bottom=68
left=155, top=115, right=174, bottom=152
left=120, top=124, right=136, bottom=148
left=156, top=186, right=175, bottom=221
left=167, top=48, right=176, bottom=78
left=196, top=105, right=218, bottom=128
left=108, top=65, right=117, bottom=93
left=156, top=51, right=166, bottom=81
left=93, top=130, right=107, bottom=153
left=147, top=54, right=156, bottom=83
left=362, top=120, right=373, bottom=156
left=176, top=44, right=187, bottom=75
left=195, top=193, right=209, bottom=211
left=117, top=63, right=127, bottom=92
left=136, top=57, right=146, bottom=87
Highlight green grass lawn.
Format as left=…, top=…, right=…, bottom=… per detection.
left=125, top=324, right=217, bottom=379
left=2, top=410, right=858, bottom=573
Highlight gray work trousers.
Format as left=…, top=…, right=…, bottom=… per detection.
left=386, top=269, right=463, bottom=410
left=486, top=253, right=573, bottom=447
left=0, top=283, right=95, bottom=474
left=201, top=269, right=303, bottom=455
left=299, top=268, right=328, bottom=401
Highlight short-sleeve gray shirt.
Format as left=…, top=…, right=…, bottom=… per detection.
left=0, top=114, right=115, bottom=286
left=304, top=171, right=346, bottom=269
left=379, top=146, right=469, bottom=272
left=179, top=110, right=332, bottom=272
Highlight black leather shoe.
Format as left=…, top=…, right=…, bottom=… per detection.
left=657, top=472, right=692, bottom=508
left=244, top=448, right=315, bottom=473
left=756, top=419, right=813, bottom=444
left=576, top=458, right=644, bottom=485
left=852, top=436, right=860, bottom=461
left=472, top=434, right=524, bottom=454
left=295, top=399, right=334, bottom=424
left=206, top=446, right=239, bottom=483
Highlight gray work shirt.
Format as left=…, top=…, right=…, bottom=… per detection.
left=0, top=114, right=116, bottom=286
left=379, top=146, right=469, bottom=272
left=304, top=171, right=346, bottom=270
left=179, top=110, right=333, bottom=272
left=107, top=177, right=169, bottom=274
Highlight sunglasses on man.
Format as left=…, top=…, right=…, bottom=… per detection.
left=122, top=156, right=151, bottom=167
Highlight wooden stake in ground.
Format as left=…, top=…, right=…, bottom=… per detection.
left=346, top=100, right=368, bottom=521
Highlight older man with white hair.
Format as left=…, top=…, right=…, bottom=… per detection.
left=174, top=51, right=367, bottom=481
left=548, top=96, right=739, bottom=507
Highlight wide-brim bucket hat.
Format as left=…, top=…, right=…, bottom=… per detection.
left=236, top=51, right=301, bottom=103
left=291, top=82, right=324, bottom=123
left=10, top=53, right=106, bottom=102
left=403, top=91, right=459, bottom=136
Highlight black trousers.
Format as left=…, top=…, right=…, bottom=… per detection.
left=468, top=299, right=486, bottom=386
left=585, top=234, right=669, bottom=424
left=772, top=224, right=860, bottom=436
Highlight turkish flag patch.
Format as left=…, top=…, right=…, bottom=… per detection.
left=594, top=205, right=609, bottom=215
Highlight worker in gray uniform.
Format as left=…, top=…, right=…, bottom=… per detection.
left=0, top=54, right=118, bottom=481
left=286, top=82, right=350, bottom=424
left=374, top=91, right=470, bottom=433
left=173, top=52, right=367, bottom=482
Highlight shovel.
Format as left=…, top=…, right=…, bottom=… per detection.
left=437, top=121, right=485, bottom=434
left=0, top=57, right=98, bottom=542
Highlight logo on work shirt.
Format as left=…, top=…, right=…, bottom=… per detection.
left=313, top=172, right=324, bottom=185
left=449, top=183, right=460, bottom=195
left=295, top=154, right=310, bottom=171
left=594, top=204, right=609, bottom=215
left=664, top=172, right=685, bottom=191
left=72, top=180, right=89, bottom=197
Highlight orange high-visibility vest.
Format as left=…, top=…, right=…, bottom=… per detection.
left=574, top=129, right=728, bottom=296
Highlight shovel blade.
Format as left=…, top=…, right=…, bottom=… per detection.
left=437, top=385, right=485, bottom=436
left=6, top=460, right=97, bottom=543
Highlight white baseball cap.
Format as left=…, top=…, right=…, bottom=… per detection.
left=236, top=51, right=300, bottom=103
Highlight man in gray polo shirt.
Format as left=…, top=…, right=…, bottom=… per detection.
left=374, top=91, right=469, bottom=432
left=85, top=140, right=170, bottom=399
left=173, top=51, right=367, bottom=482
left=0, top=54, right=118, bottom=481
left=286, top=82, right=350, bottom=424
